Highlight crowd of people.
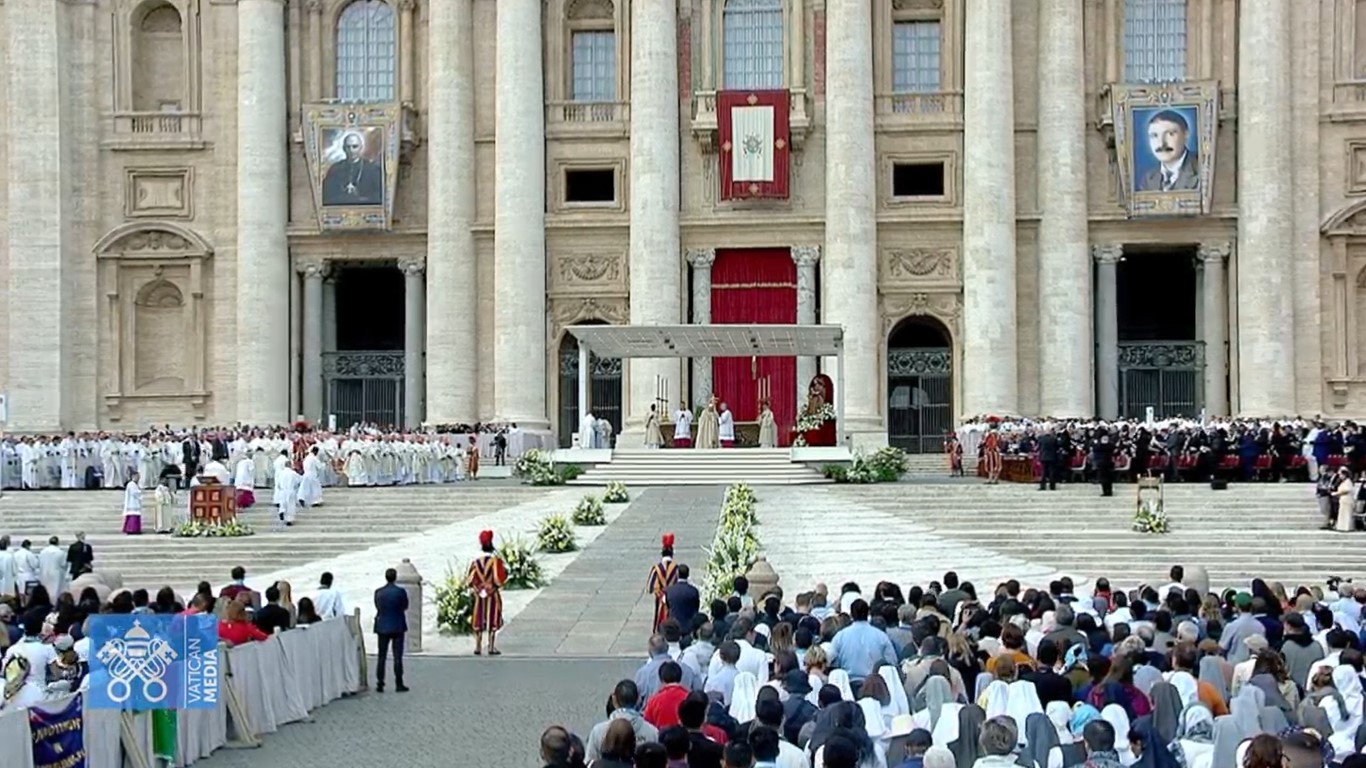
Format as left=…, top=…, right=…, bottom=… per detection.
left=542, top=565, right=1366, bottom=768
left=0, top=421, right=541, bottom=491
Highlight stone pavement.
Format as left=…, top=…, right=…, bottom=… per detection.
left=195, top=657, right=634, bottom=768
left=497, top=486, right=725, bottom=657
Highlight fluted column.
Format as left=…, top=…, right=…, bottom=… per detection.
left=625, top=0, right=682, bottom=445
left=400, top=259, right=426, bottom=428
left=1036, top=0, right=1091, bottom=418
left=300, top=262, right=327, bottom=422
left=792, top=245, right=821, bottom=408
left=236, top=0, right=290, bottom=423
left=1236, top=0, right=1294, bottom=416
left=1093, top=245, right=1122, bottom=420
left=1198, top=243, right=1230, bottom=416
left=823, top=0, right=881, bottom=443
left=493, top=0, right=548, bottom=429
left=687, top=249, right=716, bottom=406
left=961, top=0, right=1018, bottom=418
left=426, top=0, right=478, bottom=423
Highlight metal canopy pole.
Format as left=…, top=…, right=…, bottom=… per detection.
left=836, top=336, right=846, bottom=448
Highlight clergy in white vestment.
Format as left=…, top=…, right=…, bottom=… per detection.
left=152, top=480, right=176, bottom=533
left=673, top=403, right=694, bottom=448
left=38, top=537, right=67, bottom=599
left=343, top=442, right=370, bottom=486
left=58, top=435, right=79, bottom=489
left=15, top=541, right=40, bottom=597
left=718, top=402, right=736, bottom=448
left=234, top=456, right=256, bottom=508
left=757, top=401, right=778, bottom=448
left=645, top=404, right=664, bottom=449
left=20, top=440, right=41, bottom=489
left=297, top=447, right=324, bottom=508
left=251, top=443, right=273, bottom=488
left=122, top=473, right=143, bottom=535
left=201, top=457, right=232, bottom=485
left=274, top=464, right=301, bottom=526
left=696, top=399, right=721, bottom=449
left=580, top=412, right=598, bottom=449
left=0, top=536, right=16, bottom=599
left=101, top=438, right=126, bottom=489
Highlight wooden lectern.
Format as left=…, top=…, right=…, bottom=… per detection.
left=190, top=480, right=237, bottom=525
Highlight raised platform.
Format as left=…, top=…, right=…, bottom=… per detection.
left=566, top=448, right=834, bottom=485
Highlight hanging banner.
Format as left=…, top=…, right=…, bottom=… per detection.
left=29, top=696, right=86, bottom=768
left=717, top=90, right=791, bottom=200
left=86, top=614, right=220, bottom=710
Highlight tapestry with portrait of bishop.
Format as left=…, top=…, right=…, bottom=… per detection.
left=302, top=104, right=402, bottom=231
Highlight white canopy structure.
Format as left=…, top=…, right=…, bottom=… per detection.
left=566, top=324, right=846, bottom=446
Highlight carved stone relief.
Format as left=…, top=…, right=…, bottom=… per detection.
left=552, top=296, right=630, bottom=329
left=567, top=0, right=614, bottom=21
left=1351, top=140, right=1366, bottom=195
left=556, top=253, right=624, bottom=285
left=126, top=168, right=193, bottom=219
left=880, top=291, right=963, bottom=337
left=881, top=248, right=958, bottom=284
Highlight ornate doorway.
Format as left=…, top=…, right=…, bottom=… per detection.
left=325, top=262, right=405, bottom=428
left=557, top=323, right=623, bottom=447
left=887, top=317, right=953, bottom=454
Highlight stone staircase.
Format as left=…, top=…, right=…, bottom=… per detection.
left=0, top=486, right=550, bottom=594
left=903, top=453, right=953, bottom=477
left=757, top=482, right=1360, bottom=592
left=568, top=449, right=829, bottom=486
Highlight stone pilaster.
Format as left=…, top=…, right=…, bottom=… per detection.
left=236, top=0, right=291, bottom=423
left=493, top=0, right=548, bottom=429
left=687, top=248, right=716, bottom=406
left=1093, top=245, right=1123, bottom=421
left=961, top=0, right=1018, bottom=418
left=426, top=0, right=478, bottom=423
left=1198, top=243, right=1230, bottom=416
left=306, top=0, right=323, bottom=101
left=823, top=0, right=881, bottom=444
left=1236, top=0, right=1295, bottom=416
left=300, top=261, right=328, bottom=422
left=625, top=0, right=682, bottom=442
left=400, top=259, right=426, bottom=428
left=792, top=245, right=821, bottom=408
left=1036, top=0, right=1091, bottom=418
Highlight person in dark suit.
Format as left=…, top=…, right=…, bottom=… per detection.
left=1026, top=640, right=1075, bottom=706
left=181, top=433, right=201, bottom=487
left=210, top=434, right=229, bottom=463
left=373, top=567, right=410, bottom=693
left=663, top=563, right=701, bottom=631
left=1093, top=429, right=1116, bottom=497
left=1037, top=428, right=1061, bottom=491
left=253, top=584, right=292, bottom=636
left=65, top=532, right=93, bottom=579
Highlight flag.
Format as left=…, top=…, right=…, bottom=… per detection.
left=153, top=710, right=177, bottom=762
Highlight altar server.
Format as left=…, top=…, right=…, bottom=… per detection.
left=674, top=402, right=694, bottom=448
left=718, top=402, right=736, bottom=448
left=297, top=446, right=324, bottom=508
left=274, top=460, right=301, bottom=527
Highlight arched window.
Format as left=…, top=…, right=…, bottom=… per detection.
left=336, top=0, right=396, bottom=102
left=1123, top=0, right=1187, bottom=83
left=722, top=0, right=784, bottom=90
left=132, top=1, right=185, bottom=111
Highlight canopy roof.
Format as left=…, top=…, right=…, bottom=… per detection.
left=566, top=324, right=844, bottom=358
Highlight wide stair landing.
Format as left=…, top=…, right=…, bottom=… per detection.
left=569, top=448, right=829, bottom=486
left=0, top=486, right=550, bottom=594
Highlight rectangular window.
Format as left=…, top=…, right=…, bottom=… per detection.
left=892, top=21, right=942, bottom=93
left=892, top=162, right=945, bottom=198
left=571, top=30, right=616, bottom=102
left=564, top=168, right=616, bottom=204
left=1123, top=0, right=1187, bottom=83
left=722, top=6, right=785, bottom=90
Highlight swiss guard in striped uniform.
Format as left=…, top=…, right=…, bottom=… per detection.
left=468, top=529, right=508, bottom=656
left=982, top=427, right=1004, bottom=484
left=646, top=534, right=678, bottom=633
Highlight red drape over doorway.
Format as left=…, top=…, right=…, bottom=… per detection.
left=711, top=249, right=797, bottom=444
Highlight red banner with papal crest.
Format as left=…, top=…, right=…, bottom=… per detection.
left=717, top=90, right=790, bottom=200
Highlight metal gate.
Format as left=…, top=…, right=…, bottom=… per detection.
left=558, top=343, right=624, bottom=447
left=887, top=347, right=953, bottom=454
left=323, top=352, right=404, bottom=429
left=1118, top=341, right=1203, bottom=419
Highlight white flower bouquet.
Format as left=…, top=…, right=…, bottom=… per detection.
left=571, top=494, right=607, bottom=526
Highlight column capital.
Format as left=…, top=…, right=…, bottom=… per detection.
left=296, top=259, right=330, bottom=279
left=1091, top=244, right=1124, bottom=264
left=686, top=248, right=716, bottom=269
left=396, top=0, right=416, bottom=11
left=303, top=0, right=323, bottom=13
left=791, top=245, right=822, bottom=267
left=1197, top=242, right=1231, bottom=263
left=398, top=258, right=426, bottom=276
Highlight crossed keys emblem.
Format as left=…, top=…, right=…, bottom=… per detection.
left=95, top=620, right=178, bottom=703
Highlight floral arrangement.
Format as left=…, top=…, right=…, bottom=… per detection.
left=603, top=481, right=630, bottom=504
left=536, top=513, right=578, bottom=553
left=571, top=494, right=607, bottom=526
left=792, top=404, right=838, bottom=446
left=434, top=562, right=475, bottom=635
left=823, top=447, right=908, bottom=484
left=702, top=483, right=763, bottom=602
left=1133, top=498, right=1170, bottom=534
left=495, top=535, right=546, bottom=589
left=514, top=449, right=559, bottom=485
left=173, top=520, right=255, bottom=538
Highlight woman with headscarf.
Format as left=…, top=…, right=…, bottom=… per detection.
left=830, top=669, right=856, bottom=702
left=949, top=705, right=988, bottom=768
left=1069, top=704, right=1103, bottom=739
left=1247, top=652, right=1298, bottom=717
left=808, top=700, right=881, bottom=768
left=861, top=673, right=896, bottom=731
left=1005, top=680, right=1044, bottom=745
left=1039, top=702, right=1084, bottom=768
left=1165, top=671, right=1200, bottom=709
left=883, top=664, right=912, bottom=717
left=1127, top=718, right=1180, bottom=768
left=1327, top=666, right=1364, bottom=760
left=1196, top=656, right=1230, bottom=711
left=1171, top=705, right=1216, bottom=768
left=858, top=697, right=892, bottom=766
left=1019, top=712, right=1060, bottom=768
left=1100, top=705, right=1133, bottom=765
left=915, top=677, right=959, bottom=732
left=730, top=671, right=759, bottom=724
left=1228, top=692, right=1262, bottom=737
left=982, top=680, right=1011, bottom=720
left=1207, top=716, right=1249, bottom=768
left=1141, top=683, right=1184, bottom=745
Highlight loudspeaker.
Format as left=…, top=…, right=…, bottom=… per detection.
left=1210, top=479, right=1229, bottom=491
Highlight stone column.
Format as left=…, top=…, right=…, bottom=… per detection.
left=1236, top=0, right=1295, bottom=416
left=493, top=0, right=548, bottom=429
left=1036, top=0, right=1091, bottom=418
left=306, top=0, right=323, bottom=101
left=398, top=0, right=415, bottom=104
left=400, top=259, right=426, bottom=428
left=322, top=275, right=337, bottom=353
left=1198, top=242, right=1230, bottom=416
left=625, top=0, right=682, bottom=444
left=700, top=0, right=714, bottom=91
left=300, top=262, right=327, bottom=422
left=687, top=249, right=716, bottom=406
left=426, top=0, right=478, bottom=423
left=792, top=245, right=821, bottom=407
left=236, top=0, right=291, bottom=423
left=961, top=0, right=1018, bottom=418
left=823, top=0, right=881, bottom=444
left=1093, top=244, right=1122, bottom=420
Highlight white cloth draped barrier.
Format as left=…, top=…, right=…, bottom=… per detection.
left=0, top=616, right=362, bottom=768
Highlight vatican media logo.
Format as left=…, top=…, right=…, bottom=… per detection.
left=87, top=615, right=220, bottom=710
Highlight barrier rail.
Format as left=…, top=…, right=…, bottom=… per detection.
left=0, top=610, right=367, bottom=768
